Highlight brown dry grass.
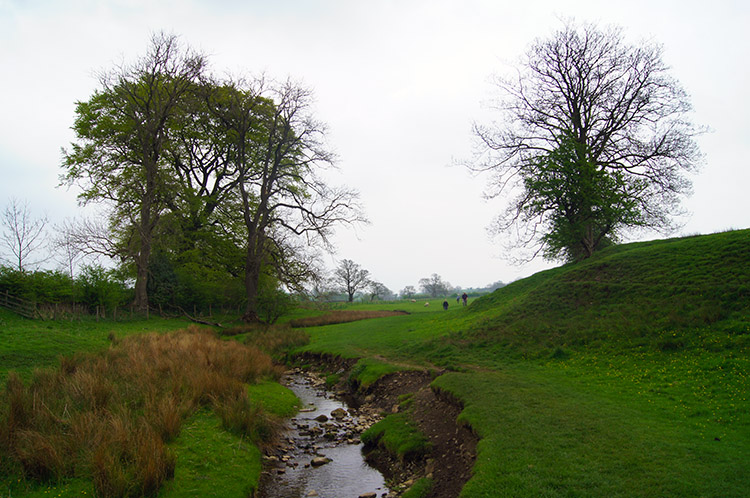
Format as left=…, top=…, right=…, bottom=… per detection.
left=0, top=325, right=286, bottom=497
left=289, top=310, right=409, bottom=328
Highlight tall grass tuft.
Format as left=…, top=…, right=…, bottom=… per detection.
left=214, top=393, right=281, bottom=447
left=0, top=326, right=280, bottom=496
left=13, top=429, right=70, bottom=480
left=243, top=323, right=310, bottom=356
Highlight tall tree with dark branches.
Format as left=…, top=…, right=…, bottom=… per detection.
left=62, top=32, right=206, bottom=312
left=212, top=78, right=366, bottom=321
left=333, top=259, right=371, bottom=303
left=470, top=22, right=702, bottom=262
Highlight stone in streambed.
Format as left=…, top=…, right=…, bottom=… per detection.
left=310, top=456, right=332, bottom=467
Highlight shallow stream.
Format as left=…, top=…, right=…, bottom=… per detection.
left=258, top=372, right=391, bottom=498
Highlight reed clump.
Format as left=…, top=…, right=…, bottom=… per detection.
left=0, top=325, right=282, bottom=497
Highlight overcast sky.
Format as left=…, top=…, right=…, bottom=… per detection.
left=1, top=0, right=748, bottom=293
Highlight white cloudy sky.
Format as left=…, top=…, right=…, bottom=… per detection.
left=1, top=0, right=748, bottom=293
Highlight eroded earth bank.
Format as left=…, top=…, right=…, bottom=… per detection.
left=258, top=356, right=477, bottom=498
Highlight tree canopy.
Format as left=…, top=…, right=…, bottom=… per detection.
left=61, top=33, right=365, bottom=321
left=470, top=21, right=702, bottom=261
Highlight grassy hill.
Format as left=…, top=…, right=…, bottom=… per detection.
left=467, top=229, right=750, bottom=354
left=297, top=229, right=750, bottom=497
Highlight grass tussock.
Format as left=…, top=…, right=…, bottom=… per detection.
left=0, top=325, right=282, bottom=497
left=221, top=322, right=310, bottom=356
left=289, top=309, right=409, bottom=328
left=362, top=412, right=432, bottom=462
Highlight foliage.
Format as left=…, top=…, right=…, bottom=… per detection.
left=471, top=21, right=702, bottom=261
left=62, top=34, right=364, bottom=321
left=61, top=33, right=207, bottom=312
left=76, top=264, right=129, bottom=313
left=0, top=264, right=130, bottom=316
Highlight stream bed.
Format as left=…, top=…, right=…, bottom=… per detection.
left=258, top=371, right=392, bottom=498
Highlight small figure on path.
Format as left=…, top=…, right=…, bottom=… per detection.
left=442, top=300, right=449, bottom=311
left=462, top=292, right=468, bottom=306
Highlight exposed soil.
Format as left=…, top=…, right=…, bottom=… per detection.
left=357, top=370, right=477, bottom=498
left=289, top=354, right=478, bottom=498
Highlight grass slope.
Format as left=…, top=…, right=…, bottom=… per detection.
left=296, top=229, right=750, bottom=497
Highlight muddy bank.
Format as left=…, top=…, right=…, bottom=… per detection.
left=355, top=370, right=477, bottom=498
left=261, top=356, right=477, bottom=498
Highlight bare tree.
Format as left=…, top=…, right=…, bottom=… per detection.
left=469, top=21, right=703, bottom=261
left=53, top=216, right=125, bottom=278
left=400, top=285, right=416, bottom=299
left=368, top=281, right=391, bottom=301
left=419, top=273, right=451, bottom=298
left=1, top=198, right=48, bottom=271
left=334, top=259, right=371, bottom=303
left=213, top=77, right=366, bottom=321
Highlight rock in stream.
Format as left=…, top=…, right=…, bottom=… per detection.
left=257, top=370, right=394, bottom=498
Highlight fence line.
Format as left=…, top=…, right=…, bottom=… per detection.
left=0, top=290, right=38, bottom=319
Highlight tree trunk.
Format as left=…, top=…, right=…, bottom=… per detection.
left=133, top=240, right=151, bottom=313
left=242, top=241, right=263, bottom=323
left=133, top=154, right=159, bottom=314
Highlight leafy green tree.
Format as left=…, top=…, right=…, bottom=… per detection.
left=75, top=264, right=128, bottom=313
left=61, top=33, right=206, bottom=311
left=470, top=22, right=702, bottom=261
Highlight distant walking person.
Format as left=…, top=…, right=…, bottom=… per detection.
left=462, top=293, right=468, bottom=306
left=443, top=300, right=449, bottom=311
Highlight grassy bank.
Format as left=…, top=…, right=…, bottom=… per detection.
left=0, top=317, right=302, bottom=497
left=294, top=229, right=750, bottom=497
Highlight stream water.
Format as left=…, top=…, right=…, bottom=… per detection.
left=258, top=372, right=392, bottom=498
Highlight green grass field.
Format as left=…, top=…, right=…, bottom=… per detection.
left=1, top=228, right=748, bottom=497
left=292, top=229, right=750, bottom=497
